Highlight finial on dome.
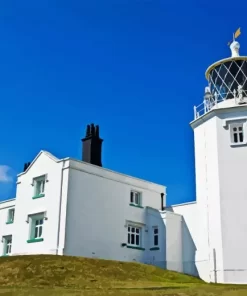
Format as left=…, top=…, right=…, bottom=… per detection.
left=230, top=41, right=240, bottom=57
left=228, top=27, right=241, bottom=57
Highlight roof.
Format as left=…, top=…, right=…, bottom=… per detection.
left=67, top=157, right=165, bottom=191
left=17, top=150, right=60, bottom=177
left=167, top=201, right=196, bottom=208
left=17, top=150, right=165, bottom=191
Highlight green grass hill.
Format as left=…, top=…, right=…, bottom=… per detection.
left=0, top=255, right=246, bottom=296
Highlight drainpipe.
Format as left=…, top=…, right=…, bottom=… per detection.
left=160, top=193, right=165, bottom=211
left=56, top=160, right=66, bottom=255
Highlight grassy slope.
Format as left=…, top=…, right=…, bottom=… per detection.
left=0, top=255, right=202, bottom=288
left=0, top=255, right=246, bottom=296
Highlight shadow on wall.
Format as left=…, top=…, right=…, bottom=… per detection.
left=151, top=214, right=166, bottom=270
left=143, top=207, right=166, bottom=269
left=167, top=208, right=198, bottom=277
left=181, top=216, right=199, bottom=277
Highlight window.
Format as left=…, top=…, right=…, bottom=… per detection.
left=231, top=123, right=244, bottom=144
left=3, top=235, right=12, bottom=256
left=33, top=175, right=46, bottom=198
left=127, top=225, right=141, bottom=247
left=150, top=226, right=159, bottom=251
left=27, top=213, right=45, bottom=243
left=130, top=191, right=141, bottom=206
left=34, top=219, right=43, bottom=238
left=6, top=208, right=15, bottom=224
left=153, top=227, right=159, bottom=246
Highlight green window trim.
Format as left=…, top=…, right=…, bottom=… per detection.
left=27, top=238, right=44, bottom=243
left=127, top=245, right=145, bottom=251
left=129, top=203, right=144, bottom=209
left=6, top=208, right=15, bottom=224
left=32, top=194, right=45, bottom=199
left=150, top=247, right=160, bottom=251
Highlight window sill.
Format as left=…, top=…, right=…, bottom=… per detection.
left=27, top=238, right=44, bottom=243
left=32, top=194, right=45, bottom=199
left=150, top=247, right=160, bottom=251
left=127, top=245, right=145, bottom=251
left=129, top=203, right=144, bottom=209
left=230, top=142, right=247, bottom=147
left=6, top=221, right=13, bottom=225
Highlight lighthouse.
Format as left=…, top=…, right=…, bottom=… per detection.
left=191, top=28, right=247, bottom=284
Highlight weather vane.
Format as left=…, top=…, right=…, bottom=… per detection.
left=228, top=28, right=241, bottom=46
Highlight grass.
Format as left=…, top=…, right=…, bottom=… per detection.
left=0, top=255, right=246, bottom=295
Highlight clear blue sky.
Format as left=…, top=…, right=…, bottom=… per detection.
left=0, top=0, right=246, bottom=204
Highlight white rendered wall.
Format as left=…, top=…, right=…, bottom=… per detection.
left=170, top=202, right=210, bottom=281
left=190, top=103, right=247, bottom=284
left=191, top=114, right=224, bottom=283
left=0, top=199, right=16, bottom=256
left=216, top=107, right=247, bottom=283
left=12, top=152, right=67, bottom=256
left=146, top=207, right=166, bottom=268
left=63, top=159, right=165, bottom=264
left=162, top=211, right=183, bottom=273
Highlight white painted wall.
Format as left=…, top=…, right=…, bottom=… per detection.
left=0, top=150, right=166, bottom=265
left=146, top=207, right=166, bottom=268
left=162, top=211, right=183, bottom=273
left=193, top=114, right=224, bottom=283
left=190, top=102, right=247, bottom=284
left=169, top=202, right=210, bottom=281
left=63, top=159, right=165, bottom=265
left=0, top=199, right=16, bottom=256
left=216, top=108, right=247, bottom=283
left=12, top=151, right=66, bottom=256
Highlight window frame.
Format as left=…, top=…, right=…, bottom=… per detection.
left=223, top=118, right=247, bottom=147
left=230, top=122, right=245, bottom=145
left=153, top=226, right=159, bottom=246
left=150, top=226, right=160, bottom=251
left=33, top=175, right=46, bottom=198
left=27, top=213, right=45, bottom=243
left=130, top=191, right=142, bottom=207
left=6, top=208, right=15, bottom=224
left=127, top=225, right=141, bottom=247
left=2, top=235, right=12, bottom=256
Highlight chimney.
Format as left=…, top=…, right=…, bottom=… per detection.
left=81, top=123, right=103, bottom=167
left=23, top=162, right=31, bottom=172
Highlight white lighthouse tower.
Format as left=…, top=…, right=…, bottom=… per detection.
left=191, top=28, right=247, bottom=284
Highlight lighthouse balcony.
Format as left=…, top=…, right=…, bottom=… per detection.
left=193, top=92, right=247, bottom=120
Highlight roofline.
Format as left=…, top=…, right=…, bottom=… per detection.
left=168, top=201, right=196, bottom=208
left=62, top=157, right=166, bottom=190
left=205, top=56, right=247, bottom=80
left=17, top=151, right=166, bottom=191
left=0, top=198, right=16, bottom=205
left=17, top=150, right=60, bottom=177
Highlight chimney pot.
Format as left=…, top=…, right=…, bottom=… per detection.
left=86, top=125, right=90, bottom=137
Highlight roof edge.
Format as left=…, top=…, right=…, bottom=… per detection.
left=67, top=157, right=166, bottom=190
left=17, top=150, right=60, bottom=177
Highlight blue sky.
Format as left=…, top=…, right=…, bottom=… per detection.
left=0, top=0, right=246, bottom=205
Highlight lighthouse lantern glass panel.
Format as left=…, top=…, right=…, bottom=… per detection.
left=209, top=60, right=247, bottom=100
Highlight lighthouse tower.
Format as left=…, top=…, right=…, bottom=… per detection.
left=191, top=29, right=247, bottom=284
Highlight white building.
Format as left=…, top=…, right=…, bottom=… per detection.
left=0, top=124, right=170, bottom=269
left=169, top=36, right=247, bottom=284
left=1, top=36, right=247, bottom=285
